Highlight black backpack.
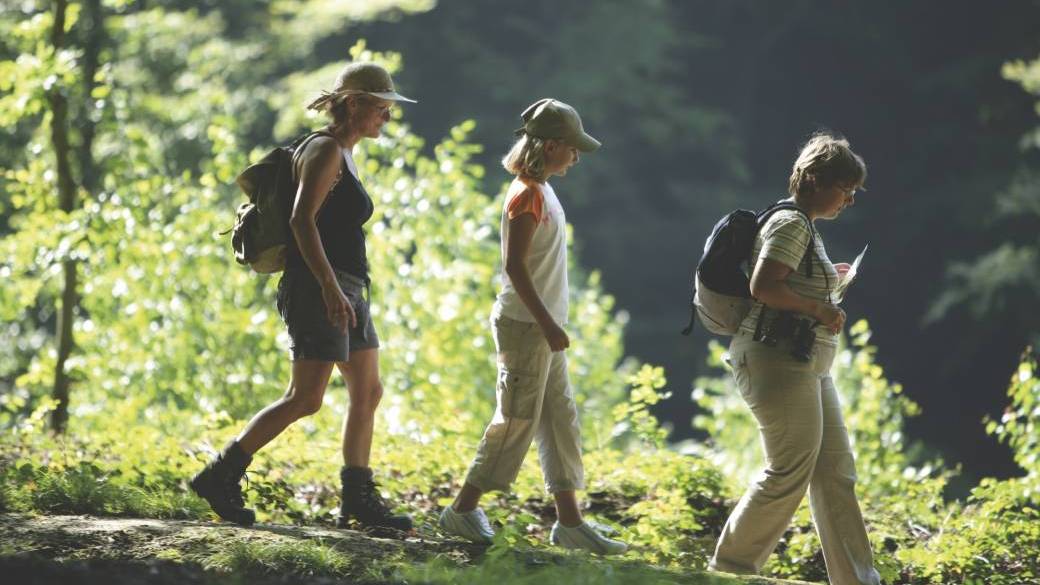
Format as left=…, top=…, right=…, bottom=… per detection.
left=681, top=201, right=816, bottom=336
left=229, top=131, right=334, bottom=273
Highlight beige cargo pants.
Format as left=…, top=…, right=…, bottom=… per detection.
left=710, top=333, right=881, bottom=585
left=464, top=316, right=585, bottom=494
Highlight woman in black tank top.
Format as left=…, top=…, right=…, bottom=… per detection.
left=189, top=62, right=417, bottom=531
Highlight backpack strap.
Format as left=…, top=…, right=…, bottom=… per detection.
left=681, top=306, right=697, bottom=336
left=756, top=200, right=833, bottom=305
left=287, top=130, right=345, bottom=222
left=290, top=130, right=339, bottom=181
left=755, top=201, right=817, bottom=278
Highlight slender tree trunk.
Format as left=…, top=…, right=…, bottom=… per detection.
left=48, top=0, right=77, bottom=435
left=78, top=0, right=102, bottom=195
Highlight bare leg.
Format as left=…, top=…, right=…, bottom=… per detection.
left=337, top=348, right=382, bottom=467
left=236, top=360, right=335, bottom=455
left=553, top=490, right=582, bottom=527
left=453, top=483, right=484, bottom=513
left=335, top=348, right=412, bottom=530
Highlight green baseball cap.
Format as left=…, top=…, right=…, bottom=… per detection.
left=516, top=98, right=600, bottom=152
left=307, top=62, right=416, bottom=111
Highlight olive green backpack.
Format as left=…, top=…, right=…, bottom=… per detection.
left=229, top=131, right=333, bottom=273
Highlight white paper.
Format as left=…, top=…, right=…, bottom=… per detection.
left=833, top=244, right=868, bottom=302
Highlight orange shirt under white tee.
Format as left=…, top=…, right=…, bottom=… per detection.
left=492, top=176, right=569, bottom=325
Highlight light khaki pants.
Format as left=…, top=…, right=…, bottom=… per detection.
left=710, top=333, right=881, bottom=585
left=464, top=316, right=585, bottom=494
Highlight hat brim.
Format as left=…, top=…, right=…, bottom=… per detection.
left=366, top=90, right=417, bottom=104
left=568, top=131, right=601, bottom=153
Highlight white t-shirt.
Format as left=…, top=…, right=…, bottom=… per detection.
left=492, top=177, right=569, bottom=325
left=738, top=206, right=840, bottom=345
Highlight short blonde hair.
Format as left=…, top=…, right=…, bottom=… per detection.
left=502, top=134, right=549, bottom=179
left=788, top=131, right=867, bottom=197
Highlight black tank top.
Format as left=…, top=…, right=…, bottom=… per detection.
left=285, top=132, right=374, bottom=283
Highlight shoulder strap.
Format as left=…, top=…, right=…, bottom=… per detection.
left=750, top=200, right=833, bottom=309
left=288, top=130, right=343, bottom=220
left=290, top=130, right=339, bottom=179
left=291, top=129, right=336, bottom=149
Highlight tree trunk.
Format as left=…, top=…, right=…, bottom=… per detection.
left=48, top=0, right=77, bottom=435
left=78, top=0, right=103, bottom=195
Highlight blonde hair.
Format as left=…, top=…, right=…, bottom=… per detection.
left=502, top=134, right=549, bottom=179
left=788, top=131, right=867, bottom=197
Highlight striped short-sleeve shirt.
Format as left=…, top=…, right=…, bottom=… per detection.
left=738, top=206, right=840, bottom=345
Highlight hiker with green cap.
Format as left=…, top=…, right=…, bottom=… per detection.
left=438, top=99, right=627, bottom=555
left=190, top=61, right=416, bottom=531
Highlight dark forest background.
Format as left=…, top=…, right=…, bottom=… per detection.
left=349, top=0, right=1040, bottom=487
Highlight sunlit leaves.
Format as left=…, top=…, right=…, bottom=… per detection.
left=267, top=0, right=433, bottom=58
left=2, top=14, right=632, bottom=457
left=611, top=364, right=669, bottom=448
left=1004, top=55, right=1040, bottom=149
left=0, top=5, right=82, bottom=126
left=986, top=349, right=1040, bottom=487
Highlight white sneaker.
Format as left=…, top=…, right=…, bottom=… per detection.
left=585, top=519, right=619, bottom=537
left=550, top=520, right=628, bottom=555
left=550, top=518, right=619, bottom=543
left=439, top=505, right=495, bottom=544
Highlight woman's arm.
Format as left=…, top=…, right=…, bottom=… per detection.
left=289, top=136, right=355, bottom=331
left=504, top=213, right=569, bottom=351
left=750, top=258, right=844, bottom=333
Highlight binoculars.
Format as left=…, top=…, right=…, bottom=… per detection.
left=752, top=309, right=817, bottom=362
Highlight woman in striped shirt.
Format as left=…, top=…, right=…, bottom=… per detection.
left=710, top=132, right=882, bottom=585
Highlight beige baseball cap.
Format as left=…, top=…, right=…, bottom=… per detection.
left=307, top=62, right=416, bottom=111
left=516, top=98, right=600, bottom=152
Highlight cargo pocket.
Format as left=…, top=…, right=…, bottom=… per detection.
left=498, top=368, right=540, bottom=419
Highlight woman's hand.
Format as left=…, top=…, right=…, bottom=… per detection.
left=813, top=301, right=846, bottom=334
left=322, top=283, right=356, bottom=333
left=540, top=321, right=571, bottom=352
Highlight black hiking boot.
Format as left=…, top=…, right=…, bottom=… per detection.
left=189, top=440, right=256, bottom=526
left=337, top=466, right=413, bottom=531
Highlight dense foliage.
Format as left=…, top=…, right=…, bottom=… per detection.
left=2, top=2, right=1039, bottom=584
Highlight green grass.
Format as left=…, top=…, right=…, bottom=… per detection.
left=203, top=538, right=355, bottom=579
left=4, top=461, right=210, bottom=519
left=398, top=546, right=752, bottom=585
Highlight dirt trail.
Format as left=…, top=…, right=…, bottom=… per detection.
left=0, top=514, right=816, bottom=585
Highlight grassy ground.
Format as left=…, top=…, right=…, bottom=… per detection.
left=0, top=514, right=819, bottom=585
